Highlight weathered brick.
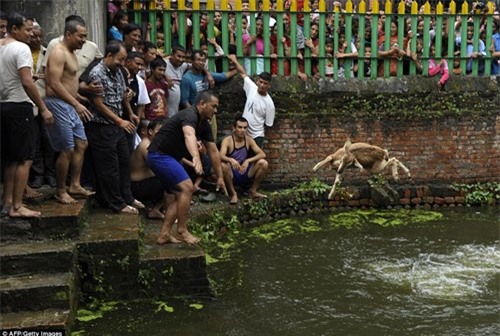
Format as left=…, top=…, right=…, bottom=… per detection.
left=423, top=196, right=435, bottom=204
left=359, top=198, right=370, bottom=206
left=329, top=200, right=340, bottom=207
left=348, top=200, right=360, bottom=207
left=434, top=197, right=445, bottom=205
left=400, top=198, right=411, bottom=205
left=411, top=197, right=422, bottom=204
left=403, top=188, right=411, bottom=199
left=444, top=197, right=455, bottom=204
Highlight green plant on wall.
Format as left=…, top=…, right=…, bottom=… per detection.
left=246, top=198, right=269, bottom=218
left=368, top=174, right=386, bottom=188
left=137, top=268, right=153, bottom=290
left=452, top=182, right=500, bottom=206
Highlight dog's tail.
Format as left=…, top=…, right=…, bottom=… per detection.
left=313, top=156, right=333, bottom=172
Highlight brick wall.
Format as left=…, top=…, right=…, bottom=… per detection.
left=216, top=76, right=500, bottom=186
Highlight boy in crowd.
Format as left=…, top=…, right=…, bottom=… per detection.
left=145, top=57, right=169, bottom=120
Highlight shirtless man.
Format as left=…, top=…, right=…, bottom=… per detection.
left=220, top=116, right=269, bottom=204
left=130, top=120, right=172, bottom=219
left=45, top=18, right=94, bottom=204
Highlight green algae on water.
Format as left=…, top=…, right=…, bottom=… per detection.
left=329, top=209, right=443, bottom=229
left=76, top=301, right=119, bottom=323
left=189, top=303, right=204, bottom=310
left=155, top=301, right=174, bottom=313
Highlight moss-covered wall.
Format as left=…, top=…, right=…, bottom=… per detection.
left=215, top=76, right=500, bottom=185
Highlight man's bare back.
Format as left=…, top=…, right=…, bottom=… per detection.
left=130, top=138, right=155, bottom=182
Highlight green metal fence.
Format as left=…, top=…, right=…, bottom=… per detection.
left=129, top=0, right=498, bottom=78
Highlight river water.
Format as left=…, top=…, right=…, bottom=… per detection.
left=75, top=208, right=499, bottom=336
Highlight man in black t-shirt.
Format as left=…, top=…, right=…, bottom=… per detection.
left=147, top=90, right=227, bottom=245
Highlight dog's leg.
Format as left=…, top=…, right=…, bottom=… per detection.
left=353, top=158, right=364, bottom=171
left=385, top=158, right=400, bottom=181
left=313, top=155, right=333, bottom=172
left=328, top=173, right=342, bottom=199
left=395, top=159, right=411, bottom=179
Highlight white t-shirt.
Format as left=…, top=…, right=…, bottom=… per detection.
left=242, top=76, right=275, bottom=139
left=0, top=40, right=33, bottom=103
left=135, top=74, right=150, bottom=106
left=165, top=58, right=189, bottom=117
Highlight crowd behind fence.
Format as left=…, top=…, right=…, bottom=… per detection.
left=117, top=0, right=500, bottom=80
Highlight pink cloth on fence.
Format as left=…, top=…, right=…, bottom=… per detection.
left=428, top=59, right=449, bottom=86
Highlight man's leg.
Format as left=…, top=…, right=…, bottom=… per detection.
left=9, top=160, right=41, bottom=218
left=172, top=179, right=199, bottom=244
left=222, top=163, right=238, bottom=204
left=248, top=159, right=268, bottom=198
left=54, top=150, right=77, bottom=204
left=2, top=162, right=15, bottom=209
left=67, top=138, right=94, bottom=196
left=157, top=193, right=180, bottom=244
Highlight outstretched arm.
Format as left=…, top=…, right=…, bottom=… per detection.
left=227, top=54, right=247, bottom=78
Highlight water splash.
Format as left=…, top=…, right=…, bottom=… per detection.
left=369, top=243, right=500, bottom=300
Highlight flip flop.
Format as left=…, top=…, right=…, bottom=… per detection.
left=199, top=192, right=217, bottom=203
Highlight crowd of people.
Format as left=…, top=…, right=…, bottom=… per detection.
left=106, top=0, right=500, bottom=84
left=0, top=8, right=275, bottom=245
left=2, top=0, right=499, bottom=244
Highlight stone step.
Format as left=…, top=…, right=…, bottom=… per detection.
left=0, top=199, right=87, bottom=243
left=0, top=240, right=76, bottom=277
left=138, top=223, right=213, bottom=299
left=77, top=209, right=141, bottom=300
left=0, top=272, right=76, bottom=314
left=0, top=308, right=72, bottom=332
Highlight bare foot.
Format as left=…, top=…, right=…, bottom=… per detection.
left=147, top=208, right=164, bottom=219
left=9, top=205, right=41, bottom=218
left=157, top=232, right=181, bottom=245
left=174, top=230, right=200, bottom=245
left=131, top=199, right=145, bottom=209
left=67, top=185, right=95, bottom=198
left=229, top=193, right=238, bottom=205
left=249, top=191, right=267, bottom=200
left=54, top=192, right=78, bottom=204
left=24, top=186, right=43, bottom=200
left=121, top=205, right=138, bottom=214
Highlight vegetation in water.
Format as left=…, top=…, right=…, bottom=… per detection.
left=189, top=303, right=204, bottom=310
left=76, top=301, right=119, bottom=323
left=155, top=300, right=174, bottom=313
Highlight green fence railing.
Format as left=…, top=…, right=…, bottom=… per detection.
left=128, top=0, right=498, bottom=78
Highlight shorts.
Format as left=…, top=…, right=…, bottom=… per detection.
left=0, top=102, right=35, bottom=162
left=254, top=137, right=265, bottom=149
left=146, top=152, right=190, bottom=192
left=232, top=164, right=253, bottom=186
left=45, top=96, right=87, bottom=152
left=131, top=176, right=166, bottom=202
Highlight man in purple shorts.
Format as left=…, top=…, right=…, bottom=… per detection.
left=147, top=90, right=227, bottom=245
left=45, top=17, right=94, bottom=204
left=220, top=116, right=269, bottom=204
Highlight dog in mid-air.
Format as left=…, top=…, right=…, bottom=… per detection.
left=313, top=139, right=411, bottom=199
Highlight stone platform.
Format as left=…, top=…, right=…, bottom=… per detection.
left=0, top=187, right=215, bottom=332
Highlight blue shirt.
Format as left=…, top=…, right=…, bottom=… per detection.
left=180, top=70, right=226, bottom=108
left=492, top=32, right=500, bottom=75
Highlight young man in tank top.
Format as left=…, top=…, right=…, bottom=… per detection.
left=220, top=116, right=269, bottom=204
